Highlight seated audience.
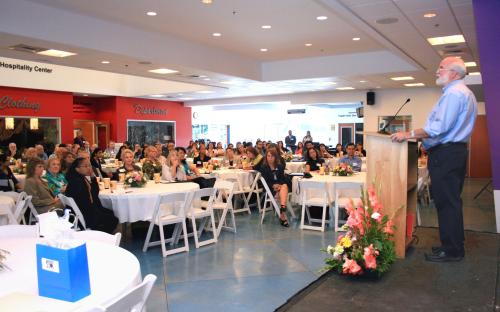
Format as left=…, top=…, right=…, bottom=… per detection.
left=35, top=144, right=48, bottom=161
left=65, top=157, right=118, bottom=233
left=260, top=149, right=289, bottom=227
left=22, top=147, right=38, bottom=163
left=236, top=144, right=246, bottom=157
left=302, top=141, right=314, bottom=159
left=0, top=154, right=21, bottom=192
left=223, top=147, right=240, bottom=167
left=24, top=158, right=64, bottom=213
left=206, top=142, right=216, bottom=158
left=7, top=142, right=21, bottom=160
left=294, top=142, right=304, bottom=156
left=61, top=151, right=76, bottom=174
left=355, top=143, right=367, bottom=157
left=319, top=143, right=333, bottom=158
left=305, top=148, right=325, bottom=172
left=133, top=144, right=142, bottom=160
left=105, top=141, right=116, bottom=158
left=90, top=148, right=107, bottom=178
left=163, top=149, right=216, bottom=188
left=115, top=145, right=126, bottom=160
left=244, top=147, right=264, bottom=171
left=334, top=143, right=344, bottom=158
left=216, top=142, right=225, bottom=156
left=44, top=157, right=68, bottom=196
left=193, top=144, right=211, bottom=167
left=142, top=146, right=163, bottom=179
left=114, top=149, right=142, bottom=180
left=277, top=141, right=289, bottom=155
left=339, top=143, right=362, bottom=172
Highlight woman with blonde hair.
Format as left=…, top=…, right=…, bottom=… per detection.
left=113, top=149, right=141, bottom=180
left=142, top=146, right=163, bottom=180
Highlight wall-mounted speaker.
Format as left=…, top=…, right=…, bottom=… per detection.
left=367, top=91, right=375, bottom=105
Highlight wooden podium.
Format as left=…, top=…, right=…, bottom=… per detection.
left=364, top=132, right=418, bottom=258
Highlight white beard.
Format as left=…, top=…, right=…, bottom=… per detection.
left=436, top=72, right=450, bottom=86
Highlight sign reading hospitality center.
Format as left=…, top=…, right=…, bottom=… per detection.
left=0, top=95, right=41, bottom=112
left=134, top=104, right=167, bottom=116
left=0, top=60, right=53, bottom=73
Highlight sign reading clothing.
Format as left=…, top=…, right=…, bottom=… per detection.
left=134, top=104, right=167, bottom=116
left=0, top=95, right=41, bottom=111
left=0, top=61, right=53, bottom=73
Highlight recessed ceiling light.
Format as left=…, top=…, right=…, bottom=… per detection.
left=336, top=87, right=355, bottom=90
left=318, top=81, right=337, bottom=86
left=212, top=32, right=222, bottom=37
left=101, top=60, right=110, bottom=64
left=390, top=76, right=414, bottom=81
left=359, top=80, right=367, bottom=83
left=196, top=90, right=215, bottom=94
left=260, top=48, right=268, bottom=52
left=261, top=25, right=272, bottom=29
left=221, top=80, right=239, bottom=85
left=427, top=34, right=465, bottom=45
left=469, top=72, right=481, bottom=76
left=179, top=97, right=194, bottom=101
left=36, top=49, right=77, bottom=58
left=352, top=37, right=361, bottom=41
left=203, top=78, right=211, bottom=81
left=464, top=61, right=477, bottom=67
left=404, top=83, right=425, bottom=87
left=148, top=68, right=178, bottom=74
left=202, top=0, right=212, bottom=4
left=146, top=11, right=157, bottom=16
left=305, top=43, right=312, bottom=47
left=150, top=94, right=164, bottom=98
left=423, top=12, right=437, bottom=18
left=316, top=16, right=328, bottom=21
left=198, top=75, right=207, bottom=78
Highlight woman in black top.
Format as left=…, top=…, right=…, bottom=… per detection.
left=259, top=149, right=290, bottom=227
left=305, top=148, right=325, bottom=172
left=90, top=147, right=105, bottom=177
left=193, top=145, right=211, bottom=167
left=65, top=157, right=118, bottom=234
left=0, top=154, right=20, bottom=192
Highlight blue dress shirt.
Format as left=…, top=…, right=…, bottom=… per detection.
left=339, top=155, right=362, bottom=172
left=423, top=80, right=478, bottom=149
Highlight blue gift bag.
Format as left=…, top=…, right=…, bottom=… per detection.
left=36, top=243, right=91, bottom=302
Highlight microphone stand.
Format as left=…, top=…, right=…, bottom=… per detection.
left=378, top=98, right=411, bottom=134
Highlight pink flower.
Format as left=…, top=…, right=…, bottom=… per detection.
left=345, top=200, right=355, bottom=215
left=342, top=258, right=362, bottom=275
left=363, top=244, right=379, bottom=269
left=135, top=175, right=142, bottom=182
left=384, top=219, right=394, bottom=235
left=337, top=234, right=344, bottom=243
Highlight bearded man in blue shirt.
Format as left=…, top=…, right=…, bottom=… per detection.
left=391, top=56, right=478, bottom=262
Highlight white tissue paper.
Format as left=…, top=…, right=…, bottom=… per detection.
left=37, top=211, right=82, bottom=249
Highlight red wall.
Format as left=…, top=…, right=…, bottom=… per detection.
left=0, top=86, right=73, bottom=143
left=115, top=97, right=192, bottom=146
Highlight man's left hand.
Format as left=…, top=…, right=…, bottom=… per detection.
left=391, top=131, right=409, bottom=143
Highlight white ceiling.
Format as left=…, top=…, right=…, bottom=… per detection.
left=0, top=0, right=480, bottom=102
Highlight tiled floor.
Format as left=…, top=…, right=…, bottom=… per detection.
left=120, top=177, right=495, bottom=312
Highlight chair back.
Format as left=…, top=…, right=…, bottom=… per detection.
left=190, top=188, right=216, bottom=214
left=13, top=194, right=32, bottom=224
left=102, top=274, right=157, bottom=312
left=0, top=224, right=38, bottom=238
left=259, top=177, right=280, bottom=213
left=73, top=230, right=122, bottom=246
left=213, top=179, right=235, bottom=204
left=248, top=171, right=262, bottom=192
left=300, top=179, right=328, bottom=203
left=58, top=194, right=87, bottom=230
left=334, top=181, right=364, bottom=191
left=154, top=191, right=192, bottom=220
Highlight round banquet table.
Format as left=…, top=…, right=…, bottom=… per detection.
left=99, top=181, right=199, bottom=223
left=0, top=195, right=16, bottom=225
left=199, top=168, right=256, bottom=189
left=0, top=238, right=141, bottom=311
left=291, top=172, right=367, bottom=205
left=285, top=162, right=306, bottom=173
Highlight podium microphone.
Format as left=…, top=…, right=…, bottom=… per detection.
left=379, top=98, right=411, bottom=134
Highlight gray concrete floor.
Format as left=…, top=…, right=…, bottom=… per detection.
left=118, top=177, right=496, bottom=311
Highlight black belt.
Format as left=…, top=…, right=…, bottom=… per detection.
left=428, top=142, right=466, bottom=153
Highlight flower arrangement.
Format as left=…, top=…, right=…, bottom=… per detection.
left=283, top=152, right=293, bottom=162
left=322, top=185, right=396, bottom=276
left=124, top=171, right=147, bottom=188
left=211, top=159, right=220, bottom=170
left=12, top=164, right=26, bottom=174
left=332, top=163, right=353, bottom=176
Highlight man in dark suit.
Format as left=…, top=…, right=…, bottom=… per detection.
left=285, top=130, right=297, bottom=153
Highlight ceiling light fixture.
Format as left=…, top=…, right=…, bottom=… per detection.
left=148, top=68, right=178, bottom=74
left=390, top=76, right=414, bottom=81
left=404, top=83, right=425, bottom=87
left=427, top=34, right=465, bottom=45
left=305, top=43, right=312, bottom=47
left=464, top=61, right=477, bottom=67
left=316, top=16, right=328, bottom=21
left=202, top=0, right=212, bottom=4
left=352, top=37, right=360, bottom=41
left=260, top=48, right=268, bottom=52
left=146, top=11, right=157, bottom=16
left=30, top=118, right=39, bottom=130
left=36, top=49, right=77, bottom=58
left=221, top=80, right=239, bottom=85
left=5, top=117, right=14, bottom=130
left=101, top=60, right=110, bottom=64
left=196, top=90, right=215, bottom=94
left=423, top=12, right=437, bottom=18
left=336, top=87, right=355, bottom=90
left=150, top=94, right=164, bottom=98
left=212, top=32, right=222, bottom=37
left=359, top=80, right=367, bottom=83
left=261, top=25, right=271, bottom=29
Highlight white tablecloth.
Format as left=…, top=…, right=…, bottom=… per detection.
left=291, top=172, right=367, bottom=205
left=0, top=195, right=16, bottom=225
left=285, top=162, right=306, bottom=173
left=200, top=169, right=256, bottom=189
left=99, top=181, right=199, bottom=223
left=0, top=238, right=141, bottom=311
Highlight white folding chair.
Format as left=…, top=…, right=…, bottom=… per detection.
left=143, top=192, right=191, bottom=257
left=225, top=175, right=251, bottom=215
left=300, top=180, right=333, bottom=232
left=187, top=188, right=218, bottom=248
left=212, top=179, right=236, bottom=238
left=73, top=230, right=122, bottom=246
left=58, top=194, right=87, bottom=230
left=0, top=224, right=38, bottom=238
left=244, top=171, right=263, bottom=212
left=96, top=274, right=157, bottom=312
left=259, top=177, right=283, bottom=224
left=12, top=193, right=32, bottom=225
left=27, top=201, right=39, bottom=225
left=334, top=182, right=363, bottom=232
